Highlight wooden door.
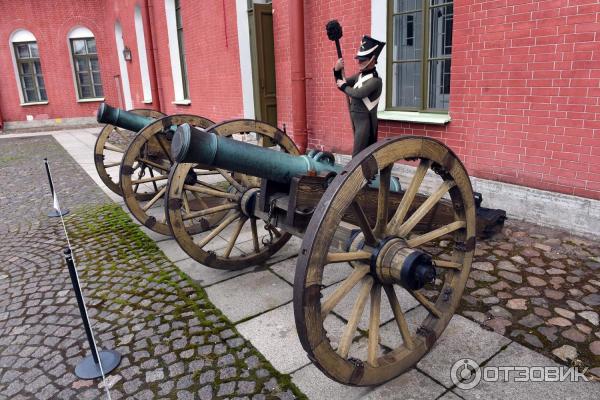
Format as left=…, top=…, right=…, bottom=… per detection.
left=252, top=3, right=277, bottom=126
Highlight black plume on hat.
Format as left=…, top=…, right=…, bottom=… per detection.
left=355, top=35, right=386, bottom=61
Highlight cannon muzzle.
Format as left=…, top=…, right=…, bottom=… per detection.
left=173, top=124, right=401, bottom=191
left=96, top=103, right=155, bottom=132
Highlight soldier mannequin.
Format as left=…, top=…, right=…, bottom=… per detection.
left=334, top=36, right=385, bottom=156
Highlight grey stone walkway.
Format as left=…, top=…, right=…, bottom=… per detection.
left=0, top=135, right=299, bottom=399
left=1, top=128, right=598, bottom=399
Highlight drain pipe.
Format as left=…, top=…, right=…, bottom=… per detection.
left=289, top=0, right=308, bottom=153
left=144, top=0, right=163, bottom=112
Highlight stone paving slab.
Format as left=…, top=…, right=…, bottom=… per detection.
left=271, top=256, right=354, bottom=288
left=291, top=363, right=373, bottom=400
left=176, top=256, right=251, bottom=287
left=237, top=302, right=311, bottom=373
left=453, top=342, right=598, bottom=400
left=205, top=269, right=293, bottom=322
left=416, top=314, right=511, bottom=388
left=291, top=364, right=449, bottom=400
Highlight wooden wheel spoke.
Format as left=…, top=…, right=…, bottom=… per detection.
left=195, top=213, right=240, bottom=249
left=432, top=259, right=462, bottom=270
left=325, top=251, right=371, bottom=264
left=321, top=264, right=369, bottom=318
left=142, top=186, right=166, bottom=211
left=223, top=217, right=247, bottom=258
left=395, top=180, right=456, bottom=237
left=182, top=192, right=191, bottom=214
left=104, top=161, right=121, bottom=168
left=350, top=201, right=377, bottom=246
left=368, top=284, right=382, bottom=367
left=104, top=143, right=125, bottom=153
left=383, top=285, right=415, bottom=350
left=410, top=290, right=442, bottom=319
left=154, top=136, right=173, bottom=163
left=131, top=174, right=168, bottom=185
left=188, top=189, right=210, bottom=209
left=387, top=159, right=431, bottom=233
left=338, top=276, right=374, bottom=358
left=183, top=184, right=238, bottom=200
left=217, top=168, right=245, bottom=192
left=196, top=180, right=230, bottom=193
left=182, top=202, right=238, bottom=221
left=137, top=158, right=169, bottom=171
left=113, top=127, right=130, bottom=142
left=406, top=220, right=466, bottom=248
left=374, top=165, right=392, bottom=237
left=250, top=218, right=260, bottom=252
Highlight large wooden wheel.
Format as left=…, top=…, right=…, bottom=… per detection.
left=120, top=114, right=214, bottom=235
left=294, top=136, right=476, bottom=386
left=94, top=108, right=165, bottom=198
left=165, top=119, right=299, bottom=270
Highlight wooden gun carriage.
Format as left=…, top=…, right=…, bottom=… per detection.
left=95, top=104, right=506, bottom=386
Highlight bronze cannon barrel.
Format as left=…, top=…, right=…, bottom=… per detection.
left=96, top=103, right=155, bottom=132
left=172, top=123, right=400, bottom=190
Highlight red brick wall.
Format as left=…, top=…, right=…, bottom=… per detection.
left=272, top=0, right=600, bottom=200
left=0, top=0, right=243, bottom=124
left=0, top=0, right=121, bottom=122
left=146, top=0, right=243, bottom=121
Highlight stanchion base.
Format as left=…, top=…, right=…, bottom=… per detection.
left=48, top=209, right=70, bottom=217
left=75, top=350, right=121, bottom=380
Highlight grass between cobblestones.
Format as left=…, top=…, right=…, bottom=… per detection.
left=66, top=203, right=307, bottom=399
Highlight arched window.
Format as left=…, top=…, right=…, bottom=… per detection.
left=10, top=29, right=47, bottom=104
left=134, top=5, right=152, bottom=103
left=165, top=0, right=189, bottom=103
left=68, top=26, right=104, bottom=100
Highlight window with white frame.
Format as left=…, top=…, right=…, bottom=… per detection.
left=10, top=30, right=47, bottom=104
left=387, top=0, right=453, bottom=112
left=68, top=27, right=104, bottom=99
left=134, top=5, right=152, bottom=103
left=165, top=0, right=190, bottom=102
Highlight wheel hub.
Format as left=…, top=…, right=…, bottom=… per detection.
left=347, top=233, right=435, bottom=290
left=374, top=238, right=435, bottom=290
left=240, top=188, right=260, bottom=217
left=184, top=169, right=198, bottom=185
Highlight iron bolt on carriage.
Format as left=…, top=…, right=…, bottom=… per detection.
left=95, top=103, right=506, bottom=386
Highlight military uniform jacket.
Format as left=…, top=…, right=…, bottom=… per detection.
left=335, top=68, right=382, bottom=156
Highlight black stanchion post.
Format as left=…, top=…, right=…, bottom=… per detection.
left=64, top=248, right=121, bottom=379
left=44, top=158, right=69, bottom=217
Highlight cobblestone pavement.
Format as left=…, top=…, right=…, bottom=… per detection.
left=457, top=220, right=600, bottom=377
left=0, top=136, right=302, bottom=399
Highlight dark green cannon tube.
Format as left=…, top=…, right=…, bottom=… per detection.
left=172, top=124, right=400, bottom=191
left=96, top=103, right=155, bottom=132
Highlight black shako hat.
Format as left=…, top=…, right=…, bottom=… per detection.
left=355, top=35, right=386, bottom=61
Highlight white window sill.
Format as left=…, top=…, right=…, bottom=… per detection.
left=20, top=101, right=49, bottom=107
left=378, top=110, right=451, bottom=125
left=142, top=100, right=153, bottom=104
left=77, top=97, right=105, bottom=103
left=172, top=99, right=191, bottom=106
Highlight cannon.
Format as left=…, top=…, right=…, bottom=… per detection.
left=164, top=123, right=506, bottom=385
left=96, top=103, right=221, bottom=235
